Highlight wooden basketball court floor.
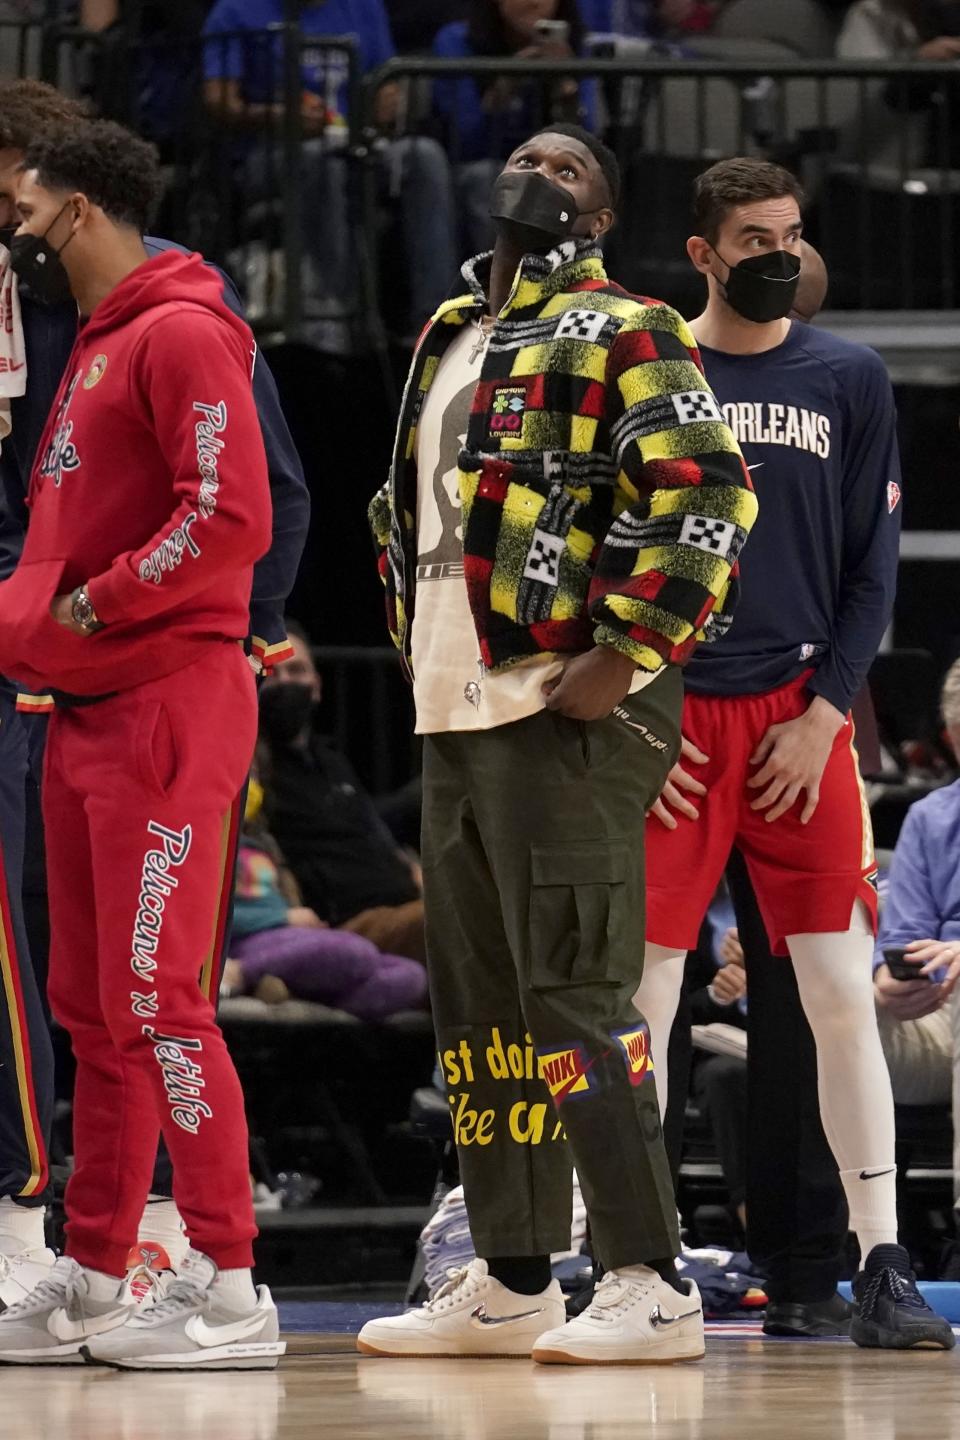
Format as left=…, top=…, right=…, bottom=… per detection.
left=4, top=1332, right=960, bottom=1440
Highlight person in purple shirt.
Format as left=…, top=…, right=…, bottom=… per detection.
left=204, top=0, right=458, bottom=346
left=873, top=658, right=960, bottom=1256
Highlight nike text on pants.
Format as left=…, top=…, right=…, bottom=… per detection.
left=423, top=666, right=683, bottom=1270
left=44, top=644, right=258, bottom=1276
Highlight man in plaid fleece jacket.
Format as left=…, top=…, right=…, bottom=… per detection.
left=359, top=124, right=757, bottom=1367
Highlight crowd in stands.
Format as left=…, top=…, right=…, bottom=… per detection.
left=4, top=0, right=957, bottom=1274
left=0, top=1, right=947, bottom=343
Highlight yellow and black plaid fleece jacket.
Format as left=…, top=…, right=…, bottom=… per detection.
left=369, top=239, right=758, bottom=676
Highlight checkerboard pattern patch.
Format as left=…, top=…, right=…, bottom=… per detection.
left=672, top=389, right=724, bottom=426
left=370, top=241, right=757, bottom=676
left=679, top=514, right=739, bottom=554
left=555, top=309, right=611, bottom=344
left=523, top=529, right=565, bottom=585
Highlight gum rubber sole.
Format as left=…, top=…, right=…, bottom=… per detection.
left=356, top=1340, right=532, bottom=1360
left=532, top=1348, right=705, bottom=1366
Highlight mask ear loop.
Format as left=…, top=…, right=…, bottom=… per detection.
left=41, top=199, right=78, bottom=261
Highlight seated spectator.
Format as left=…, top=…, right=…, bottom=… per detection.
left=837, top=0, right=960, bottom=164
left=687, top=895, right=748, bottom=1234
left=258, top=622, right=427, bottom=962
left=202, top=0, right=458, bottom=348
left=873, top=657, right=960, bottom=1254
left=432, top=0, right=598, bottom=252
left=837, top=0, right=960, bottom=60
left=222, top=778, right=428, bottom=1019
left=79, top=2, right=211, bottom=149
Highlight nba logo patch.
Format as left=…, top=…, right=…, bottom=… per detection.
left=83, top=354, right=108, bottom=390
left=614, top=1024, right=654, bottom=1087
left=488, top=384, right=526, bottom=438
left=887, top=481, right=901, bottom=514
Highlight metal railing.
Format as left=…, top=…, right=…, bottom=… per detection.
left=7, top=23, right=960, bottom=326
left=365, top=55, right=960, bottom=315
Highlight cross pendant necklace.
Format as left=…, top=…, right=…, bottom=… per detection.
left=469, top=315, right=493, bottom=365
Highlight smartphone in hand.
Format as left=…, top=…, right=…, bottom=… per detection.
left=883, top=947, right=932, bottom=983
left=534, top=18, right=570, bottom=44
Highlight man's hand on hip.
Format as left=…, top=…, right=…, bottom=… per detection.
left=542, top=646, right=637, bottom=722
left=650, top=734, right=710, bottom=829
left=747, top=694, right=845, bottom=824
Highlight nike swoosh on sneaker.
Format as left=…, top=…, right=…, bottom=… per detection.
left=860, top=1168, right=897, bottom=1181
left=650, top=1304, right=701, bottom=1329
left=470, top=1304, right=546, bottom=1328
left=48, top=1305, right=130, bottom=1343
left=184, top=1312, right=268, bottom=1347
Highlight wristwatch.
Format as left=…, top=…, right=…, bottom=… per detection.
left=70, top=586, right=104, bottom=634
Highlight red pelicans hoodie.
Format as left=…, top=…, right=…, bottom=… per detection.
left=0, top=249, right=272, bottom=696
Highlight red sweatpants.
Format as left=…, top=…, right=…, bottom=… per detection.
left=44, top=643, right=257, bottom=1276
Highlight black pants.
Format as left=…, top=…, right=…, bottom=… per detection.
left=693, top=1053, right=748, bottom=1212
left=728, top=849, right=848, bottom=1304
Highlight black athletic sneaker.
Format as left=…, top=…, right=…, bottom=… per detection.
left=851, top=1244, right=955, bottom=1351
left=763, top=1292, right=852, bottom=1338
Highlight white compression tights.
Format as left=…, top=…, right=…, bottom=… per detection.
left=636, top=905, right=898, bottom=1259
left=787, top=906, right=898, bottom=1257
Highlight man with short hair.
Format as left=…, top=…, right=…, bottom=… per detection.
left=635, top=156, right=953, bottom=1349
left=358, top=122, right=757, bottom=1365
left=0, top=78, right=309, bottom=1312
left=0, top=119, right=283, bottom=1368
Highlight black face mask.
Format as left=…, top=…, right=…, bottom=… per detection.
left=489, top=170, right=585, bottom=255
left=259, top=681, right=316, bottom=749
left=0, top=225, right=17, bottom=253
left=9, top=203, right=76, bottom=307
left=714, top=247, right=801, bottom=324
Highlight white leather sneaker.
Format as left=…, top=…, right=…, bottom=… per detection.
left=357, top=1258, right=565, bottom=1358
left=532, top=1267, right=704, bottom=1365
left=0, top=1244, right=57, bottom=1311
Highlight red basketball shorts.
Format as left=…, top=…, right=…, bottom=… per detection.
left=645, top=674, right=878, bottom=956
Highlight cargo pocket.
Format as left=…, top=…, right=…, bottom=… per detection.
left=528, top=841, right=632, bottom=990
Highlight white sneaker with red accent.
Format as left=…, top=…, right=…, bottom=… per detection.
left=532, top=1267, right=704, bottom=1366
left=357, top=1259, right=565, bottom=1359
left=123, top=1244, right=176, bottom=1311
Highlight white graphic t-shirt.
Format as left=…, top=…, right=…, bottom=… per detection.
left=410, top=323, right=658, bottom=735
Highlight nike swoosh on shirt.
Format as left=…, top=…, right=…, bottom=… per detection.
left=470, top=1304, right=546, bottom=1328
left=859, top=1168, right=896, bottom=1181
left=747, top=463, right=764, bottom=471
left=184, top=1312, right=269, bottom=1348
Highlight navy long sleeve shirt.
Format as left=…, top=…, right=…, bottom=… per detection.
left=685, top=322, right=902, bottom=716
left=0, top=236, right=310, bottom=664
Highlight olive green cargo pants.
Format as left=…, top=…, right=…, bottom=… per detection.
left=421, top=666, right=683, bottom=1270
